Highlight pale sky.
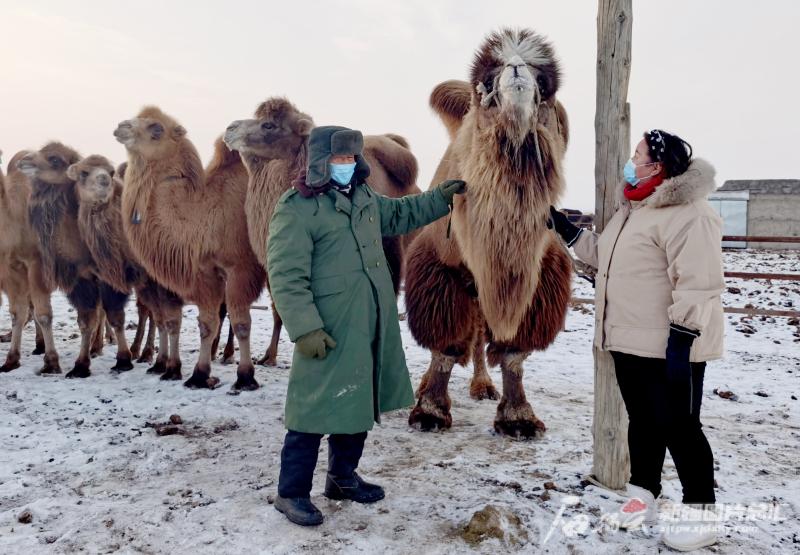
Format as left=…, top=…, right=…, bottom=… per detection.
left=2, top=0, right=798, bottom=212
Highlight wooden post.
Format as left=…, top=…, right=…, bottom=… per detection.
left=591, top=0, right=632, bottom=491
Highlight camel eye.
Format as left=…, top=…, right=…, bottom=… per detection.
left=262, top=121, right=276, bottom=130
left=48, top=156, right=60, bottom=167
left=80, top=171, right=89, bottom=179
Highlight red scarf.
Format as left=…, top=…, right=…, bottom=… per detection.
left=623, top=173, right=665, bottom=201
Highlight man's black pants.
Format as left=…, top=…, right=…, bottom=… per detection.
left=278, top=430, right=368, bottom=498
left=611, top=351, right=715, bottom=505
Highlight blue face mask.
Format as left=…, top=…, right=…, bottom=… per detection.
left=623, top=159, right=640, bottom=186
left=329, top=162, right=356, bottom=186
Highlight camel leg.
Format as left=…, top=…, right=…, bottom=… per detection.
left=256, top=302, right=282, bottom=367
left=183, top=301, right=221, bottom=389
left=146, top=315, right=168, bottom=374
left=228, top=295, right=258, bottom=391
left=33, top=318, right=45, bottom=355
left=137, top=312, right=156, bottom=364
left=28, top=261, right=60, bottom=374
left=211, top=302, right=225, bottom=362
left=129, top=298, right=148, bottom=359
left=0, top=267, right=30, bottom=373
left=493, top=352, right=546, bottom=439
left=90, top=307, right=105, bottom=358
left=66, top=278, right=101, bottom=378
left=409, top=352, right=457, bottom=430
left=100, top=283, right=133, bottom=372
left=159, top=304, right=183, bottom=381
left=221, top=324, right=235, bottom=365
left=469, top=326, right=498, bottom=401
left=105, top=318, right=116, bottom=345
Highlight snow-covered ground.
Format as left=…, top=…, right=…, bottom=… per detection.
left=0, top=250, right=798, bottom=554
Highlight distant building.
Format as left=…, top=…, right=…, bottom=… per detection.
left=711, top=180, right=800, bottom=249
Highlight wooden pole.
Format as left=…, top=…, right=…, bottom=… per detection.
left=591, top=0, right=632, bottom=491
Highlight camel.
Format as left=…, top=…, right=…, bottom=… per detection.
left=70, top=155, right=188, bottom=375
left=223, top=97, right=422, bottom=365
left=115, top=108, right=267, bottom=390
left=0, top=149, right=60, bottom=374
left=405, top=28, right=573, bottom=438
left=19, top=143, right=139, bottom=377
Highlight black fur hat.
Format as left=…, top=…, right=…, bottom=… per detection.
left=306, top=126, right=371, bottom=187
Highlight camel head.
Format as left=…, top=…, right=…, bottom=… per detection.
left=471, top=28, right=560, bottom=145
left=224, top=97, right=314, bottom=165
left=68, top=155, right=116, bottom=205
left=17, top=142, right=81, bottom=186
left=114, top=106, right=188, bottom=160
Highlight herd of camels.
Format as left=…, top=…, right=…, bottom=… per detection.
left=0, top=28, right=572, bottom=437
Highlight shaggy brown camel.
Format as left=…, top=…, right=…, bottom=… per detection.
left=115, top=108, right=267, bottom=390
left=223, top=97, right=421, bottom=365
left=0, top=150, right=60, bottom=373
left=19, top=143, right=135, bottom=377
left=71, top=154, right=185, bottom=373
left=405, top=29, right=573, bottom=438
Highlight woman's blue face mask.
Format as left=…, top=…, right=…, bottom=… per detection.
left=329, top=162, right=356, bottom=186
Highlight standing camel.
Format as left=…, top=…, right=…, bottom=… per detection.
left=70, top=154, right=184, bottom=374
left=115, top=107, right=266, bottom=390
left=223, top=97, right=422, bottom=365
left=1, top=150, right=60, bottom=374
left=20, top=143, right=134, bottom=377
left=405, top=29, right=573, bottom=437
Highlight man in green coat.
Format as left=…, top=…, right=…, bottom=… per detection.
left=268, top=125, right=465, bottom=526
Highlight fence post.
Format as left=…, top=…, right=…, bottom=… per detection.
left=591, top=0, right=632, bottom=491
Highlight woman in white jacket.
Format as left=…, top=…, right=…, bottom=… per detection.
left=550, top=130, right=724, bottom=552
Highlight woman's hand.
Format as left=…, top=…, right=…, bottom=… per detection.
left=548, top=206, right=582, bottom=246
left=295, top=329, right=337, bottom=359
left=665, top=324, right=700, bottom=414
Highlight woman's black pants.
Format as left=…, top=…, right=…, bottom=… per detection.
left=611, top=351, right=715, bottom=505
left=278, top=430, right=368, bottom=499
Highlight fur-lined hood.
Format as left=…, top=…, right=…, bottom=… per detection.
left=641, top=158, right=716, bottom=208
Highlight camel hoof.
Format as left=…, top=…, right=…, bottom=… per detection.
left=111, top=358, right=134, bottom=372
left=232, top=374, right=259, bottom=391
left=159, top=364, right=182, bottom=381
left=255, top=352, right=277, bottom=367
left=470, top=381, right=500, bottom=401
left=39, top=365, right=62, bottom=375
left=137, top=347, right=155, bottom=364
left=0, top=361, right=21, bottom=373
left=66, top=364, right=91, bottom=379
left=0, top=331, right=11, bottom=343
left=32, top=342, right=46, bottom=355
left=220, top=355, right=236, bottom=366
left=183, top=370, right=220, bottom=390
left=493, top=417, right=546, bottom=439
left=90, top=349, right=103, bottom=359
left=408, top=401, right=452, bottom=432
left=146, top=360, right=167, bottom=374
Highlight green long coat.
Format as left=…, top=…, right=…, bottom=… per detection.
left=267, top=183, right=450, bottom=434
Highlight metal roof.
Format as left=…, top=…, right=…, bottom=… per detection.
left=719, top=180, right=800, bottom=195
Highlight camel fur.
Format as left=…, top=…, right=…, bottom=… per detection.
left=115, top=107, right=266, bottom=390
left=405, top=29, right=573, bottom=438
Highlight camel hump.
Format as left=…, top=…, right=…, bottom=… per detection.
left=364, top=134, right=418, bottom=192
left=430, top=80, right=472, bottom=140
left=206, top=135, right=242, bottom=175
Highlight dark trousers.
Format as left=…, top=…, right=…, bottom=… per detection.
left=277, top=430, right=368, bottom=498
left=611, top=351, right=715, bottom=505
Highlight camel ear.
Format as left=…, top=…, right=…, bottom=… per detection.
left=66, top=164, right=80, bottom=181
left=296, top=118, right=313, bottom=137
left=172, top=125, right=187, bottom=139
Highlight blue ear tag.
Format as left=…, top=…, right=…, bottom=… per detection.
left=132, top=210, right=142, bottom=225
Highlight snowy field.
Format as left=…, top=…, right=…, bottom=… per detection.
left=0, top=250, right=798, bottom=554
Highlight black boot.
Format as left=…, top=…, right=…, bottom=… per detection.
left=274, top=495, right=324, bottom=526
left=324, top=471, right=385, bottom=503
